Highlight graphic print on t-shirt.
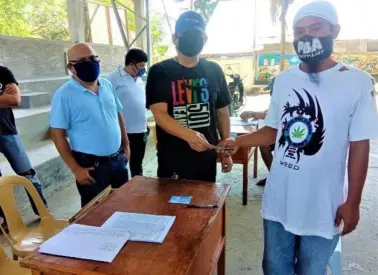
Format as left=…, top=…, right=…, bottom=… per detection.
left=278, top=89, right=325, bottom=169
left=172, top=78, right=210, bottom=129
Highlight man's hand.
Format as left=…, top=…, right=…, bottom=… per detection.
left=4, top=84, right=18, bottom=95
left=335, top=202, right=360, bottom=236
left=184, top=130, right=213, bottom=152
left=73, top=167, right=95, bottom=185
left=221, top=155, right=233, bottom=173
left=240, top=111, right=254, bottom=121
left=217, top=138, right=238, bottom=156
left=123, top=144, right=130, bottom=161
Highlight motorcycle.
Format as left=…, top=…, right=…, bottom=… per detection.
left=226, top=67, right=247, bottom=116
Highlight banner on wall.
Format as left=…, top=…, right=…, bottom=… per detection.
left=257, top=52, right=378, bottom=83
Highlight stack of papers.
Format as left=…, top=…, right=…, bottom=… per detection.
left=39, top=224, right=130, bottom=263
left=101, top=212, right=175, bottom=243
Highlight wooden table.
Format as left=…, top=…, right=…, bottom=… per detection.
left=21, top=177, right=230, bottom=275
left=227, top=125, right=258, bottom=206
left=149, top=122, right=258, bottom=206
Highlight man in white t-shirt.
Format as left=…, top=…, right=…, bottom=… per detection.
left=223, top=1, right=378, bottom=274
left=107, top=49, right=148, bottom=177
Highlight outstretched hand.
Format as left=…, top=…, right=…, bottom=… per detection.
left=216, top=138, right=238, bottom=156
left=184, top=130, right=214, bottom=152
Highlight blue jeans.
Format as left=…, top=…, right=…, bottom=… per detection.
left=263, top=219, right=340, bottom=275
left=73, top=151, right=129, bottom=207
left=0, top=135, right=48, bottom=216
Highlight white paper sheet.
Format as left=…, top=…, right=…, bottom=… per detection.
left=101, top=212, right=175, bottom=243
left=230, top=116, right=259, bottom=126
left=39, top=224, right=130, bottom=263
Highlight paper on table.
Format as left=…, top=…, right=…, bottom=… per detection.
left=230, top=116, right=259, bottom=126
left=101, top=212, right=175, bottom=243
left=39, top=224, right=130, bottom=263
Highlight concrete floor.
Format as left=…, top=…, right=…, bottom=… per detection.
left=2, top=95, right=378, bottom=274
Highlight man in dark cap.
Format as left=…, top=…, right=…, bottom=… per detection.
left=146, top=11, right=233, bottom=182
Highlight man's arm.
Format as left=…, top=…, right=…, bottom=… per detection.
left=236, top=126, right=277, bottom=148
left=240, top=110, right=268, bottom=121
left=0, top=84, right=21, bottom=107
left=150, top=102, right=212, bottom=151
left=335, top=76, right=378, bottom=235
left=50, top=128, right=81, bottom=174
left=216, top=106, right=230, bottom=139
left=117, top=112, right=130, bottom=158
left=347, top=140, right=369, bottom=206
left=335, top=140, right=369, bottom=235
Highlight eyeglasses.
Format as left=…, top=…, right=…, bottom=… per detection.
left=69, top=55, right=100, bottom=64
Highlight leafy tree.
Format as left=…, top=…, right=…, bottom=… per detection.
left=0, top=0, right=69, bottom=40
left=193, top=0, right=219, bottom=24
left=0, top=0, right=30, bottom=36
left=27, top=0, right=69, bottom=40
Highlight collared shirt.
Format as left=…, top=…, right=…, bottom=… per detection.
left=107, top=66, right=147, bottom=134
left=50, top=77, right=123, bottom=156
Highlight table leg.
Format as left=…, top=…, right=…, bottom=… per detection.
left=217, top=202, right=226, bottom=275
left=217, top=246, right=226, bottom=275
left=253, top=146, right=258, bottom=178
left=243, top=149, right=248, bottom=205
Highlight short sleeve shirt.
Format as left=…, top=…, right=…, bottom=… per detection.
left=50, top=77, right=123, bottom=156
left=263, top=63, right=378, bottom=239
left=146, top=58, right=231, bottom=174
left=107, top=67, right=147, bottom=134
left=0, top=66, right=18, bottom=135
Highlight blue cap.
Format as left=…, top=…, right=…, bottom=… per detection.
left=175, top=11, right=205, bottom=34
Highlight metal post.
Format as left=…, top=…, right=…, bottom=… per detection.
left=280, top=0, right=289, bottom=71
left=111, top=0, right=129, bottom=50
left=146, top=0, right=152, bottom=68
left=253, top=0, right=258, bottom=83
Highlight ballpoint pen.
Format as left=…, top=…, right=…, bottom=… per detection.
left=187, top=204, right=218, bottom=208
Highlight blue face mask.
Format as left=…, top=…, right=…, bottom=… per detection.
left=73, top=60, right=100, bottom=82
left=136, top=67, right=146, bottom=77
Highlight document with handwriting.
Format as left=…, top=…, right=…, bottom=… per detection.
left=101, top=212, right=175, bottom=243
left=39, top=224, right=130, bottom=262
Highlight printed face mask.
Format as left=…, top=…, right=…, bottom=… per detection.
left=293, top=35, right=334, bottom=67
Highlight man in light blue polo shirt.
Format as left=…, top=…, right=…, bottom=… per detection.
left=50, top=43, right=130, bottom=207
left=107, top=49, right=148, bottom=177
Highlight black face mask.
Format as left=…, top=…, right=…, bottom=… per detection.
left=73, top=60, right=100, bottom=83
left=177, top=33, right=204, bottom=57
left=293, top=35, right=334, bottom=68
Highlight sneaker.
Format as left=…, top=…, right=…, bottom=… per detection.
left=256, top=178, right=267, bottom=186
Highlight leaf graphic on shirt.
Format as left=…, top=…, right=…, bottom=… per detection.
left=291, top=126, right=305, bottom=139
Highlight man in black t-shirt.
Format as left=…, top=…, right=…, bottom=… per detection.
left=0, top=66, right=47, bottom=221
left=146, top=11, right=233, bottom=182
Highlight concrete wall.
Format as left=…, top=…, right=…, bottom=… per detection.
left=0, top=36, right=126, bottom=94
